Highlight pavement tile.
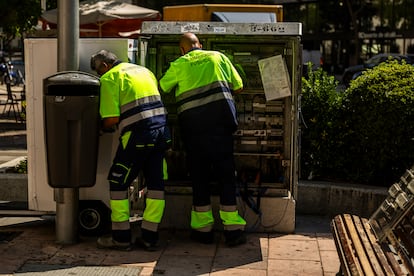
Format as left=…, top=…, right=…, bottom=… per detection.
left=210, top=268, right=267, bottom=275
left=47, top=241, right=107, bottom=266
left=0, top=256, right=26, bottom=274
left=320, top=250, right=341, bottom=274
left=268, top=238, right=320, bottom=261
left=317, top=237, right=337, bottom=251
left=3, top=239, right=60, bottom=262
left=213, top=234, right=268, bottom=270
left=270, top=232, right=317, bottom=240
left=153, top=255, right=212, bottom=276
left=102, top=249, right=160, bottom=267
left=17, top=223, right=56, bottom=240
left=324, top=273, right=340, bottom=276
left=162, top=230, right=217, bottom=257
left=268, top=259, right=323, bottom=275
left=139, top=266, right=155, bottom=276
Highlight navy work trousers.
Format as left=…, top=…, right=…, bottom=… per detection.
left=184, top=134, right=237, bottom=207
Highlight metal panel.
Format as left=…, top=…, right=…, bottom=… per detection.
left=141, top=21, right=302, bottom=36
left=141, top=24, right=301, bottom=198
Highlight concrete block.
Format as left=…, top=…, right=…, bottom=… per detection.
left=297, top=181, right=388, bottom=217
left=161, top=191, right=295, bottom=233
left=0, top=173, right=27, bottom=201
left=242, top=194, right=295, bottom=233
left=296, top=182, right=330, bottom=215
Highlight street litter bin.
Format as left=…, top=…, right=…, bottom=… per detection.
left=44, top=71, right=100, bottom=188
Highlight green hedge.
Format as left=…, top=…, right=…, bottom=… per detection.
left=301, top=64, right=343, bottom=181
left=301, top=60, right=414, bottom=185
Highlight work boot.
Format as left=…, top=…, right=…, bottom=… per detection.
left=224, top=229, right=247, bottom=247
left=138, top=228, right=159, bottom=251
left=97, top=235, right=133, bottom=251
left=190, top=230, right=214, bottom=244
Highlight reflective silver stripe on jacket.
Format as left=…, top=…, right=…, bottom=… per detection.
left=176, top=81, right=232, bottom=102
left=119, top=107, right=167, bottom=131
left=177, top=92, right=233, bottom=114
left=120, top=95, right=162, bottom=113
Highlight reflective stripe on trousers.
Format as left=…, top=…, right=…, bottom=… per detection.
left=191, top=205, right=214, bottom=232
left=110, top=190, right=131, bottom=242
left=142, top=189, right=165, bottom=232
left=219, top=205, right=246, bottom=231
left=191, top=204, right=246, bottom=232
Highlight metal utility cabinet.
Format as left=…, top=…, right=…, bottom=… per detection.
left=140, top=21, right=302, bottom=232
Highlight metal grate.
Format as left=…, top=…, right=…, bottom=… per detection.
left=15, top=265, right=143, bottom=275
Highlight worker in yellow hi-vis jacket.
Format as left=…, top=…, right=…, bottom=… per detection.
left=91, top=50, right=170, bottom=251
left=159, top=33, right=247, bottom=247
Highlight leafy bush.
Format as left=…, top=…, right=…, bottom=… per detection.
left=300, top=64, right=343, bottom=180
left=14, top=158, right=27, bottom=174
left=340, top=60, right=414, bottom=184
left=301, top=60, right=414, bottom=185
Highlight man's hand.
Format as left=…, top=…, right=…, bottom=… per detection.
left=101, top=117, right=119, bottom=133
left=234, top=88, right=243, bottom=94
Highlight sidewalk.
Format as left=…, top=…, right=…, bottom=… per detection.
left=0, top=214, right=340, bottom=276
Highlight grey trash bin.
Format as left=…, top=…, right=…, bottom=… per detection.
left=43, top=71, right=100, bottom=188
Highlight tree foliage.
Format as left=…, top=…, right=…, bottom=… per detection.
left=0, top=0, right=42, bottom=46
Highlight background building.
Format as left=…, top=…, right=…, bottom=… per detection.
left=134, top=0, right=414, bottom=74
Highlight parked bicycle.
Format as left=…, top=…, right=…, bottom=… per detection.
left=1, top=61, right=24, bottom=86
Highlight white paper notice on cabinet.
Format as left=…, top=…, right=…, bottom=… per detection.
left=258, top=55, right=291, bottom=101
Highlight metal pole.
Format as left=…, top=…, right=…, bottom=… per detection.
left=58, top=0, right=79, bottom=71
left=55, top=0, right=79, bottom=245
left=55, top=188, right=79, bottom=244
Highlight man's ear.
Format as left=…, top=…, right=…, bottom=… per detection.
left=180, top=47, right=185, bottom=55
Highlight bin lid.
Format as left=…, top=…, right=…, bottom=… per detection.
left=44, top=71, right=100, bottom=96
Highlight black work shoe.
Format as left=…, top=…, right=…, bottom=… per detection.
left=139, top=229, right=159, bottom=251
left=97, top=235, right=133, bottom=251
left=190, top=230, right=214, bottom=244
left=224, top=230, right=247, bottom=247
left=136, top=237, right=160, bottom=251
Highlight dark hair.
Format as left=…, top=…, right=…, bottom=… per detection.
left=90, top=50, right=118, bottom=70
